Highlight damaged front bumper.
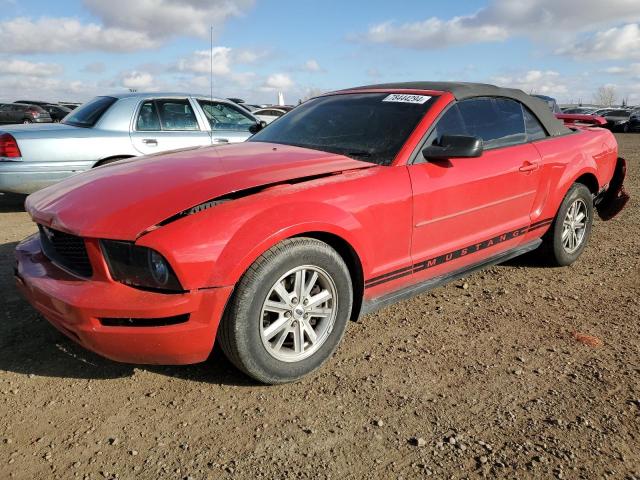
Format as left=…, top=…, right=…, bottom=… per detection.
left=595, top=157, right=630, bottom=221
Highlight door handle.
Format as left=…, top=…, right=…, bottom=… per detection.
left=142, top=139, right=158, bottom=146
left=214, top=138, right=229, bottom=143
left=519, top=161, right=539, bottom=172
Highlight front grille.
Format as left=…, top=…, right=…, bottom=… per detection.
left=38, top=225, right=93, bottom=277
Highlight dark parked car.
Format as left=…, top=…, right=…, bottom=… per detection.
left=14, top=100, right=50, bottom=108
left=562, top=107, right=599, bottom=115
left=599, top=109, right=631, bottom=132
left=0, top=103, right=52, bottom=124
left=626, top=109, right=640, bottom=132
left=58, top=102, right=81, bottom=110
left=42, top=104, right=72, bottom=122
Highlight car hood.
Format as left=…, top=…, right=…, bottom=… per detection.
left=26, top=142, right=372, bottom=240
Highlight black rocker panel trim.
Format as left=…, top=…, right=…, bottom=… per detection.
left=360, top=238, right=543, bottom=317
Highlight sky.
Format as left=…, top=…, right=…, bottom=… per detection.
left=0, top=0, right=639, bottom=105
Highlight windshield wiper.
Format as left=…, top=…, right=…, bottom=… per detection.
left=344, top=151, right=372, bottom=159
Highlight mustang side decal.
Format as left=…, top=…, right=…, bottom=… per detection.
left=364, top=218, right=554, bottom=288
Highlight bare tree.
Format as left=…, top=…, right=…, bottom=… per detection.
left=593, top=86, right=617, bottom=106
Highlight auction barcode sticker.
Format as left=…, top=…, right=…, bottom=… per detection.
left=382, top=94, right=431, bottom=104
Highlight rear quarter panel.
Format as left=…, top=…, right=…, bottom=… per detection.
left=525, top=127, right=617, bottom=236
left=14, top=134, right=137, bottom=166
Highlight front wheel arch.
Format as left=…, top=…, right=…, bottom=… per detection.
left=93, top=155, right=134, bottom=167
left=292, top=231, right=364, bottom=322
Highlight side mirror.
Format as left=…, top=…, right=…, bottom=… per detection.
left=249, top=120, right=268, bottom=134
left=422, top=135, right=483, bottom=160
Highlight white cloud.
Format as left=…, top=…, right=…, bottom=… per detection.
left=177, top=48, right=233, bottom=76
left=0, top=58, right=63, bottom=77
left=0, top=75, right=104, bottom=103
left=364, top=18, right=507, bottom=49
left=491, top=70, right=568, bottom=95
left=302, top=59, right=322, bottom=72
left=234, top=49, right=269, bottom=64
left=83, top=62, right=106, bottom=74
left=176, top=47, right=267, bottom=77
left=0, top=17, right=158, bottom=54
left=83, top=0, right=255, bottom=39
left=121, top=71, right=155, bottom=90
left=556, top=24, right=640, bottom=61
left=603, top=63, right=640, bottom=77
left=0, top=1, right=255, bottom=54
left=262, top=73, right=294, bottom=91
left=360, top=0, right=640, bottom=49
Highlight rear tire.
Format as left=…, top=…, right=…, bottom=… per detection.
left=22, top=119, right=32, bottom=124
left=218, top=237, right=353, bottom=384
left=539, top=183, right=593, bottom=266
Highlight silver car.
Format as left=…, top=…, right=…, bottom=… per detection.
left=0, top=92, right=261, bottom=194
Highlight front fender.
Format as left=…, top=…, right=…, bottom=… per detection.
left=214, top=201, right=370, bottom=287
left=136, top=166, right=412, bottom=291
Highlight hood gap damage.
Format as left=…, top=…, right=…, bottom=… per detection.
left=149, top=170, right=359, bottom=233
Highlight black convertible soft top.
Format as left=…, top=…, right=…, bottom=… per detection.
left=341, top=81, right=570, bottom=137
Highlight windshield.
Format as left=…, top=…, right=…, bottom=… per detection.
left=62, top=96, right=117, bottom=128
left=249, top=93, right=437, bottom=165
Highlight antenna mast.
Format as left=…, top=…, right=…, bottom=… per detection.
left=210, top=25, right=214, bottom=102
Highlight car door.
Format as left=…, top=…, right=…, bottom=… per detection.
left=8, top=105, right=23, bottom=124
left=195, top=99, right=257, bottom=144
left=0, top=105, right=11, bottom=124
left=130, top=98, right=211, bottom=155
left=408, top=97, right=544, bottom=280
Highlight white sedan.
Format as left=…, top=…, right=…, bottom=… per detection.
left=252, top=107, right=293, bottom=124
left=0, top=93, right=262, bottom=194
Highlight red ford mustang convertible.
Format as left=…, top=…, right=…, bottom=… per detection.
left=15, top=82, right=629, bottom=384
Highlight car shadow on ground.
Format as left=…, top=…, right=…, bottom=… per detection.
left=500, top=250, right=552, bottom=268
left=0, top=193, right=27, bottom=212
left=0, top=239, right=257, bottom=387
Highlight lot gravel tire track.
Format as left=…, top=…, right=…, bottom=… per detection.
left=0, top=134, right=638, bottom=479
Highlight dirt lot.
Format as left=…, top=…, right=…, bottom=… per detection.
left=0, top=134, right=638, bottom=480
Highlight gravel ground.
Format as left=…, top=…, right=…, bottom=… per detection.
left=0, top=134, right=638, bottom=480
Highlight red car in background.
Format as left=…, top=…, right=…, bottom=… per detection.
left=15, top=82, right=629, bottom=384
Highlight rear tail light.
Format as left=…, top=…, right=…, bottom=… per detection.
left=0, top=133, right=22, bottom=158
left=28, top=109, right=40, bottom=118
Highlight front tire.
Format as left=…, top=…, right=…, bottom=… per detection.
left=218, top=238, right=353, bottom=384
left=539, top=183, right=594, bottom=266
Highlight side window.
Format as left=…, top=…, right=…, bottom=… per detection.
left=197, top=100, right=255, bottom=131
left=457, top=97, right=526, bottom=149
left=422, top=104, right=468, bottom=148
left=156, top=99, right=199, bottom=131
left=523, top=107, right=547, bottom=141
left=136, top=101, right=161, bottom=131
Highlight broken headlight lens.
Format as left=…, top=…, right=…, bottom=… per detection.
left=100, top=240, right=182, bottom=292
